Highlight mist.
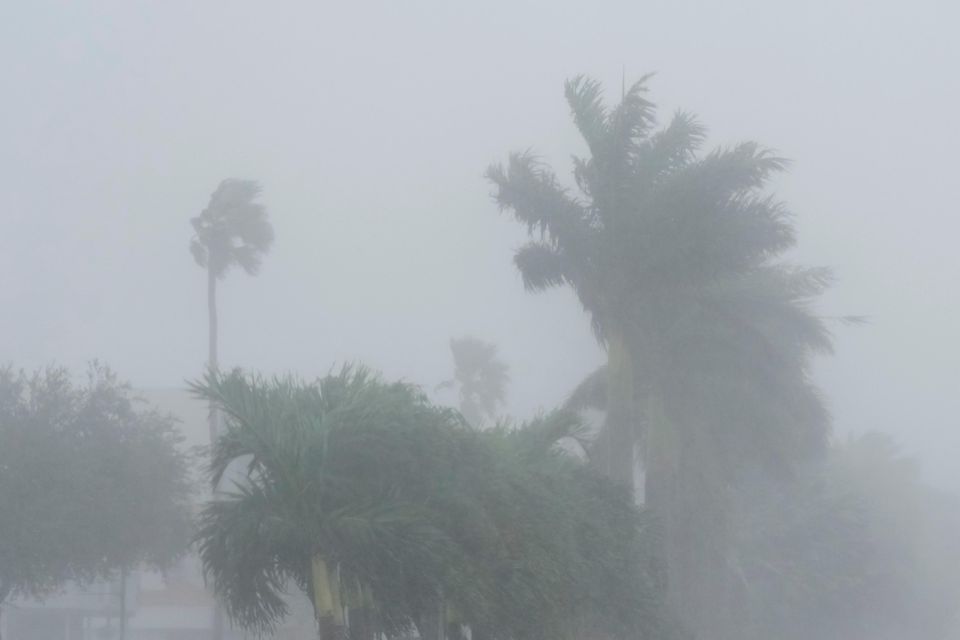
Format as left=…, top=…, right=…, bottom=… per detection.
left=2, top=1, right=959, bottom=639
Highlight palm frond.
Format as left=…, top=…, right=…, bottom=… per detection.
left=513, top=242, right=574, bottom=292
left=190, top=178, right=274, bottom=279
left=689, top=142, right=789, bottom=196
left=486, top=152, right=595, bottom=255
left=635, top=110, right=706, bottom=184
left=564, top=75, right=609, bottom=156
left=510, top=409, right=592, bottom=456
left=565, top=364, right=609, bottom=413
left=605, top=74, right=656, bottom=167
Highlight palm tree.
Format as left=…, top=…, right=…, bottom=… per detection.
left=192, top=367, right=668, bottom=640
left=192, top=367, right=445, bottom=639
left=488, top=76, right=831, bottom=637
left=437, top=336, right=509, bottom=426
left=189, top=178, right=273, bottom=640
left=189, top=178, right=274, bottom=442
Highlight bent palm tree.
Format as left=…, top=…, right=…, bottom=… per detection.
left=189, top=179, right=273, bottom=640
left=190, top=178, right=274, bottom=442
left=488, top=76, right=831, bottom=637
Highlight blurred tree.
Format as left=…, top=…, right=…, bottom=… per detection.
left=437, top=337, right=509, bottom=426
left=0, top=364, right=193, bottom=640
left=489, top=76, right=831, bottom=638
left=192, top=367, right=670, bottom=640
left=732, top=432, right=960, bottom=640
left=189, top=178, right=274, bottom=442
left=189, top=179, right=272, bottom=640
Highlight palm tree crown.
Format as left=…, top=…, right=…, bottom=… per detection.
left=488, top=76, right=800, bottom=343
left=439, top=336, right=509, bottom=427
left=487, top=75, right=832, bottom=482
left=190, top=179, right=274, bottom=279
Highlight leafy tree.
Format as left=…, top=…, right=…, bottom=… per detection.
left=488, top=76, right=831, bottom=637
left=192, top=367, right=670, bottom=640
left=438, top=336, right=509, bottom=426
left=0, top=364, right=193, bottom=640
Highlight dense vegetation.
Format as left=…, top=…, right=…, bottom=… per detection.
left=192, top=367, right=673, bottom=640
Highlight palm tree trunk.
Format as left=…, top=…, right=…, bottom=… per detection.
left=345, top=584, right=377, bottom=640
left=207, top=265, right=220, bottom=441
left=645, top=392, right=737, bottom=638
left=605, top=330, right=637, bottom=494
left=642, top=389, right=685, bottom=620
left=207, top=265, right=225, bottom=640
left=347, top=606, right=375, bottom=640
left=119, top=568, right=127, bottom=640
left=312, top=556, right=345, bottom=640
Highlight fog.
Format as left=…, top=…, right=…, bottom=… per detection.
left=3, top=1, right=958, bottom=485
left=1, top=2, right=959, bottom=638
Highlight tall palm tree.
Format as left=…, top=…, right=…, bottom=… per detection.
left=488, top=76, right=831, bottom=637
left=190, top=178, right=274, bottom=442
left=189, top=178, right=273, bottom=640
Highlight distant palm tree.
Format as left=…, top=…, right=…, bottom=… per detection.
left=190, top=178, right=274, bottom=442
left=189, top=178, right=273, bottom=640
left=437, top=336, right=509, bottom=427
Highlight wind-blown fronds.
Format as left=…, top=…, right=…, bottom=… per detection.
left=564, top=75, right=609, bottom=156
left=490, top=74, right=832, bottom=479
left=190, top=179, right=274, bottom=279
left=486, top=152, right=595, bottom=258
left=513, top=242, right=574, bottom=292
left=564, top=364, right=608, bottom=414
left=637, top=111, right=706, bottom=178
left=192, top=368, right=668, bottom=639
left=491, top=75, right=835, bottom=639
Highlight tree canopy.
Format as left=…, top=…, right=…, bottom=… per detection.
left=190, top=179, right=275, bottom=280
left=0, top=364, right=193, bottom=608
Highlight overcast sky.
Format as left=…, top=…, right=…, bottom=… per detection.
left=2, top=1, right=957, bottom=488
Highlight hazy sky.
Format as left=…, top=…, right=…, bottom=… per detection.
left=2, top=1, right=958, bottom=488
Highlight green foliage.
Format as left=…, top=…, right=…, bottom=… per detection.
left=0, top=364, right=193, bottom=604
left=192, top=367, right=669, bottom=639
left=438, top=336, right=509, bottom=427
left=489, top=75, right=831, bottom=473
left=190, top=179, right=274, bottom=279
